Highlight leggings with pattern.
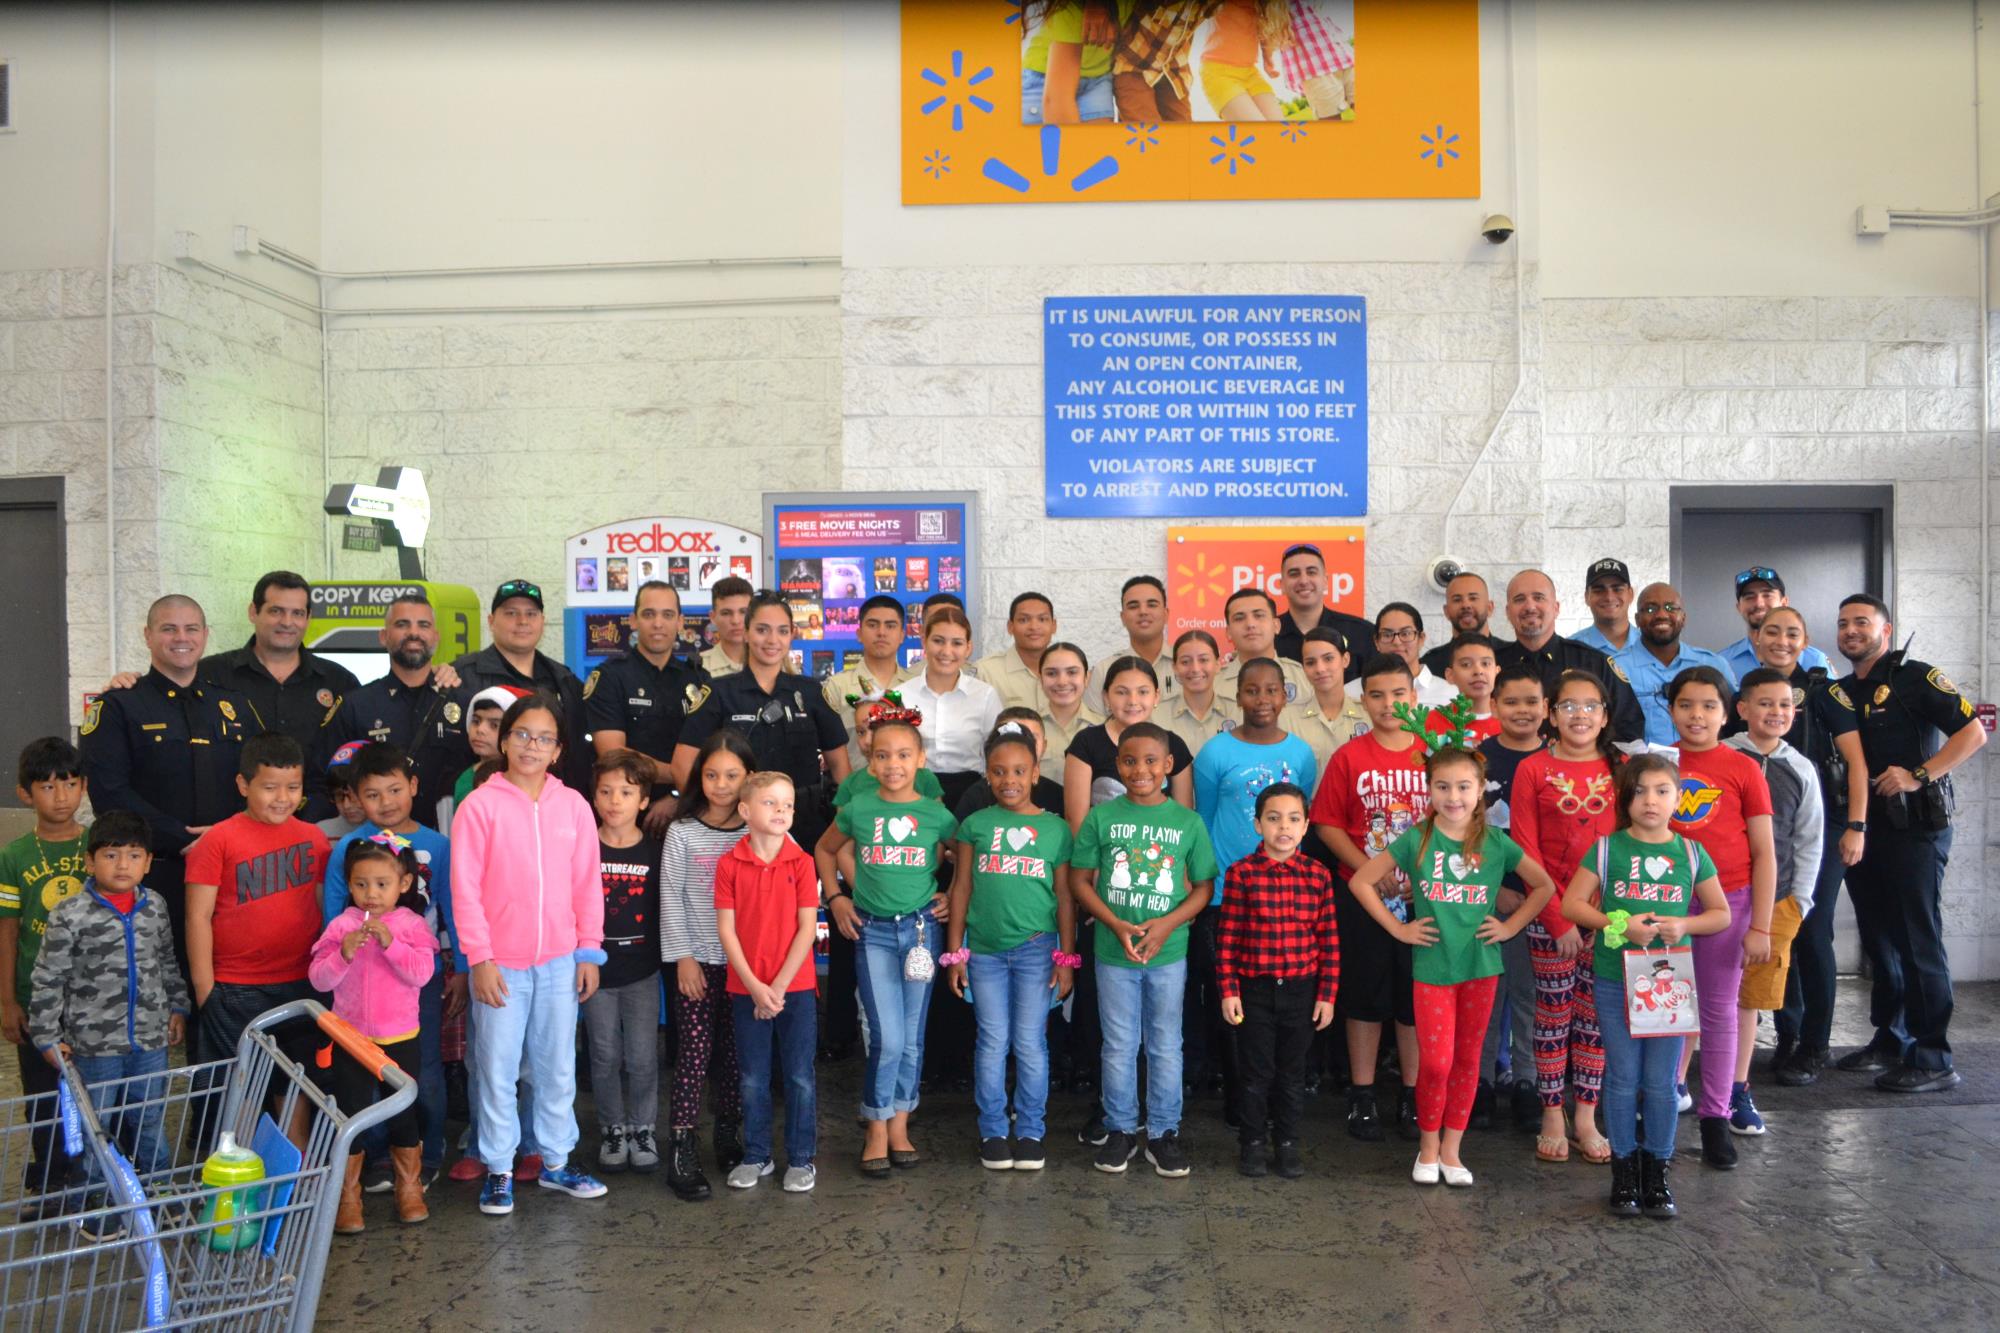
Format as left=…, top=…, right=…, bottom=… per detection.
left=1529, top=920, right=1604, bottom=1108
left=669, top=963, right=742, bottom=1131
left=1413, top=977, right=1499, bottom=1134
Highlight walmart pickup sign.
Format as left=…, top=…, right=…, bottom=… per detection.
left=1043, top=296, right=1367, bottom=518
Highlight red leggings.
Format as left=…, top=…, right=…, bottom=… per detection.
left=1413, top=977, right=1499, bottom=1134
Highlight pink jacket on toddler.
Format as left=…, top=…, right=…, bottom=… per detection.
left=309, top=906, right=438, bottom=1041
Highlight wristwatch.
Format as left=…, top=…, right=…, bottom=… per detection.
left=1844, top=820, right=1867, bottom=833
left=1912, top=765, right=1932, bottom=787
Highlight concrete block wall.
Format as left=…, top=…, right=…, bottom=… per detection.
left=0, top=265, right=162, bottom=721
left=323, top=311, right=842, bottom=656
left=843, top=262, right=1531, bottom=658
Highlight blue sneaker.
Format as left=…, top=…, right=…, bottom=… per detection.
left=1728, top=1082, right=1767, bottom=1136
left=478, top=1172, right=514, bottom=1216
left=1675, top=1082, right=1693, bottom=1115
left=537, top=1163, right=609, bottom=1199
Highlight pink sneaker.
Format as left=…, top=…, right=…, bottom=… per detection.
left=447, top=1157, right=485, bottom=1183
left=514, top=1153, right=544, bottom=1182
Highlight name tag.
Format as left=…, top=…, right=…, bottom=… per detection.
left=141, top=723, right=168, bottom=731
left=627, top=697, right=653, bottom=709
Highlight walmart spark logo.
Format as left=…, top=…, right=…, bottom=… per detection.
left=1419, top=124, right=1461, bottom=169
left=1209, top=123, right=1257, bottom=175
left=1672, top=779, right=1723, bottom=828
left=921, top=51, right=996, bottom=132
left=1172, top=550, right=1234, bottom=615
left=1279, top=122, right=1309, bottom=144
left=922, top=150, right=952, bottom=180
left=983, top=125, right=1120, bottom=195
left=1126, top=123, right=1161, bottom=153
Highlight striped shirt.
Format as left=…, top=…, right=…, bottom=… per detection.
left=659, top=817, right=746, bottom=966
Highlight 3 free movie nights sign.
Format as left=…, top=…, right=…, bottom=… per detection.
left=1044, top=296, right=1367, bottom=518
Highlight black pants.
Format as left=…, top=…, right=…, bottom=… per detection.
left=1776, top=815, right=1848, bottom=1054
left=1182, top=906, right=1240, bottom=1121
left=191, top=979, right=324, bottom=1146
left=1236, top=976, right=1316, bottom=1144
left=13, top=1038, right=69, bottom=1192
left=797, top=798, right=857, bottom=1053
left=332, top=1034, right=423, bottom=1148
left=1844, top=826, right=1955, bottom=1070
left=1052, top=923, right=1102, bottom=1082
left=923, top=771, right=982, bottom=1080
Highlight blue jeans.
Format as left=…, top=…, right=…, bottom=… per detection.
left=1097, top=958, right=1187, bottom=1136
left=731, top=991, right=818, bottom=1168
left=1020, top=66, right=1117, bottom=123
left=470, top=955, right=579, bottom=1174
left=855, top=913, right=936, bottom=1121
left=72, top=1047, right=171, bottom=1184
left=969, top=934, right=1054, bottom=1141
left=1597, top=978, right=1682, bottom=1159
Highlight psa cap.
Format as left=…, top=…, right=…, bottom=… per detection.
left=1734, top=566, right=1785, bottom=596
left=492, top=578, right=544, bottom=611
left=1585, top=558, right=1631, bottom=589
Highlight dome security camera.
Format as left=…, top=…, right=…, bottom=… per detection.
left=1428, top=557, right=1464, bottom=592
left=1481, top=213, right=1515, bottom=244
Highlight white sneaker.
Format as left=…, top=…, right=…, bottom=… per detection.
left=727, top=1160, right=774, bottom=1189
left=1412, top=1155, right=1441, bottom=1185
left=782, top=1164, right=816, bottom=1193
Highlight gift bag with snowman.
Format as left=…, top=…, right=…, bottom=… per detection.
left=1624, top=948, right=1697, bottom=1037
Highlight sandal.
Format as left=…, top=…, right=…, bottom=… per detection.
left=1570, top=1133, right=1612, bottom=1165
left=1535, top=1134, right=1570, bottom=1164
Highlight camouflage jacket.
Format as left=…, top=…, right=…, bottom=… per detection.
left=27, top=882, right=189, bottom=1058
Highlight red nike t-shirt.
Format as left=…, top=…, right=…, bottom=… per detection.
left=184, top=814, right=330, bottom=985
left=1668, top=744, right=1773, bottom=891
left=1308, top=730, right=1432, bottom=880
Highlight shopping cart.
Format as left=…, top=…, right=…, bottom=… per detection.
left=0, top=999, right=415, bottom=1331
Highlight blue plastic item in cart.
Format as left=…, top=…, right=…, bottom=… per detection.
left=252, top=1113, right=303, bottom=1257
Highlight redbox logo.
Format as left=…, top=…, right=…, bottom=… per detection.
left=604, top=525, right=718, bottom=555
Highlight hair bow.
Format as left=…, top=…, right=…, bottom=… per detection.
left=368, top=829, right=413, bottom=853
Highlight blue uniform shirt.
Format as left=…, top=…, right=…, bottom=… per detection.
left=1613, top=641, right=1739, bottom=745
left=1572, top=623, right=1631, bottom=656
left=1724, top=636, right=1829, bottom=679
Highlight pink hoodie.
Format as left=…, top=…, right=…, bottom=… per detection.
left=308, top=906, right=437, bottom=1040
left=450, top=771, right=605, bottom=970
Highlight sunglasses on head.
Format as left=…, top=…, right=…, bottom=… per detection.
left=497, top=580, right=542, bottom=601
left=1735, top=568, right=1778, bottom=587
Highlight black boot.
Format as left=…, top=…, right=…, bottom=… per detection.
left=1346, top=1087, right=1384, bottom=1142
left=714, top=1119, right=744, bottom=1173
left=667, top=1129, right=712, bottom=1202
left=1699, top=1116, right=1737, bottom=1170
left=1640, top=1151, right=1678, bottom=1219
left=1607, top=1153, right=1641, bottom=1218
left=1273, top=1140, right=1305, bottom=1180
left=1238, top=1138, right=1269, bottom=1178
left=1396, top=1085, right=1420, bottom=1142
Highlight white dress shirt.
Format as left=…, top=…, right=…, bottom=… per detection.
left=1345, top=664, right=1460, bottom=708
left=894, top=670, right=1003, bottom=776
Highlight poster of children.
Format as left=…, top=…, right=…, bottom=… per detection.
left=823, top=557, right=867, bottom=600
left=1019, top=0, right=1355, bottom=126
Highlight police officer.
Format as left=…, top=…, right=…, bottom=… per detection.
left=199, top=571, right=359, bottom=760
left=451, top=578, right=593, bottom=794
left=81, top=594, right=255, bottom=976
left=1832, top=593, right=1986, bottom=1093
left=671, top=592, right=852, bottom=1049
left=1494, top=568, right=1647, bottom=744
left=587, top=579, right=710, bottom=831
left=1273, top=542, right=1374, bottom=683
left=317, top=589, right=472, bottom=827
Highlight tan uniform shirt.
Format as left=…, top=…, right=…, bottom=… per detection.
left=1281, top=695, right=1375, bottom=777
left=1086, top=646, right=1178, bottom=713
left=822, top=659, right=914, bottom=769
left=1215, top=654, right=1315, bottom=709
left=968, top=647, right=1048, bottom=714
left=700, top=644, right=746, bottom=680
left=1159, top=693, right=1238, bottom=763
left=1039, top=703, right=1106, bottom=786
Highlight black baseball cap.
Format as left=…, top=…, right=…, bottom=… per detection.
left=492, top=578, right=544, bottom=611
left=1734, top=566, right=1785, bottom=596
left=1585, top=558, right=1630, bottom=589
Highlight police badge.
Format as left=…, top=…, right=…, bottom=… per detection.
left=218, top=700, right=238, bottom=722
left=444, top=701, right=462, bottom=725
left=317, top=688, right=335, bottom=708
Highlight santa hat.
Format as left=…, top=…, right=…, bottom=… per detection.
left=468, top=684, right=533, bottom=733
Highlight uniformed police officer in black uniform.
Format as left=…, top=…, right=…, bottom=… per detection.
left=587, top=579, right=710, bottom=832
left=81, top=594, right=255, bottom=976
left=451, top=579, right=593, bottom=794
left=198, top=571, right=358, bottom=770
left=1833, top=593, right=1987, bottom=1093
left=672, top=591, right=852, bottom=1047
left=317, top=589, right=472, bottom=827
left=1495, top=568, right=1647, bottom=744
left=1273, top=542, right=1375, bottom=684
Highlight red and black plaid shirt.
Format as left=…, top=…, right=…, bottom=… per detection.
left=1215, top=850, right=1339, bottom=1006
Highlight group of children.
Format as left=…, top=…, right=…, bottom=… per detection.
left=4, top=613, right=1824, bottom=1230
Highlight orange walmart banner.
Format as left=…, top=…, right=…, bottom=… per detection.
left=1167, top=524, right=1365, bottom=640
left=901, top=0, right=1481, bottom=204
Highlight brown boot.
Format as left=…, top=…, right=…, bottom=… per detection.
left=335, top=1153, right=365, bottom=1235
left=390, top=1145, right=429, bottom=1225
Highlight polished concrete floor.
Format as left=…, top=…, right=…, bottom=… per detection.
left=292, top=980, right=2000, bottom=1332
